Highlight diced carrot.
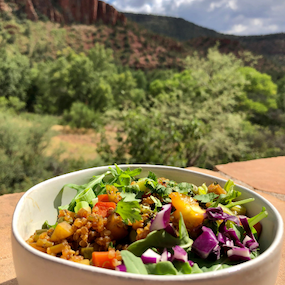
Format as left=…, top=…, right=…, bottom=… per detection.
left=92, top=202, right=116, bottom=217
left=92, top=251, right=116, bottom=269
left=98, top=194, right=109, bottom=202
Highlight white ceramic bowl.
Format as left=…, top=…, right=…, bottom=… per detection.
left=12, top=165, right=284, bottom=285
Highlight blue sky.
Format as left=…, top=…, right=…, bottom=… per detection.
left=105, top=0, right=285, bottom=36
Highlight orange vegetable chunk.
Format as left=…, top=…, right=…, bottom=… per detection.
left=92, top=251, right=116, bottom=269
left=92, top=202, right=116, bottom=217
left=98, top=194, right=109, bottom=202
left=208, top=183, right=227, bottom=195
left=169, top=192, right=205, bottom=232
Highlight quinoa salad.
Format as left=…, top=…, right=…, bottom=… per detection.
left=26, top=165, right=268, bottom=275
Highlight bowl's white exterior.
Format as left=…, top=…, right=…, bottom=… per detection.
left=12, top=165, right=284, bottom=285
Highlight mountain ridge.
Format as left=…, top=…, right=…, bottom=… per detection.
left=0, top=0, right=127, bottom=25
left=124, top=12, right=285, bottom=41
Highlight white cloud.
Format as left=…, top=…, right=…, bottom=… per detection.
left=106, top=0, right=285, bottom=36
left=225, top=24, right=247, bottom=34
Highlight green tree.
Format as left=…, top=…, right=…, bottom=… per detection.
left=99, top=47, right=253, bottom=168
left=34, top=47, right=114, bottom=114
left=0, top=49, right=31, bottom=106
left=87, top=43, right=116, bottom=75
left=238, top=67, right=278, bottom=125
left=276, top=76, right=285, bottom=112
left=110, top=71, right=144, bottom=107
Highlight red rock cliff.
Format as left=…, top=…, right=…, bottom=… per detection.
left=2, top=0, right=126, bottom=25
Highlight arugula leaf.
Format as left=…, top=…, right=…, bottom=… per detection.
left=150, top=195, right=162, bottom=212
left=115, top=200, right=141, bottom=224
left=125, top=168, right=142, bottom=177
left=198, top=183, right=208, bottom=195
left=107, top=165, right=142, bottom=191
left=193, top=193, right=218, bottom=203
left=250, top=250, right=259, bottom=259
left=42, top=220, right=57, bottom=229
left=144, top=178, right=157, bottom=191
left=224, top=179, right=235, bottom=192
left=121, top=250, right=148, bottom=275
left=178, top=213, right=193, bottom=250
left=147, top=171, right=157, bottom=181
left=248, top=207, right=268, bottom=228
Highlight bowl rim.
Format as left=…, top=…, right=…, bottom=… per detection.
left=12, top=164, right=284, bottom=281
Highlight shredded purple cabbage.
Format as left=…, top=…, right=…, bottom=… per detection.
left=172, top=246, right=188, bottom=262
left=192, top=226, right=219, bottom=259
left=150, top=204, right=172, bottom=232
left=206, top=207, right=240, bottom=225
left=227, top=247, right=251, bottom=261
left=115, top=264, right=127, bottom=272
left=141, top=249, right=161, bottom=264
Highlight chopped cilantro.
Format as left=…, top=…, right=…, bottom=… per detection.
left=120, top=192, right=141, bottom=202
left=194, top=193, right=218, bottom=203
left=147, top=171, right=157, bottom=181
left=115, top=200, right=141, bottom=224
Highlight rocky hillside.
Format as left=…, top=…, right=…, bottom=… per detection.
left=0, top=0, right=126, bottom=25
left=125, top=13, right=285, bottom=78
left=1, top=3, right=285, bottom=76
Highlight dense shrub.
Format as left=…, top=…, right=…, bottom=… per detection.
left=0, top=111, right=106, bottom=194
left=61, top=102, right=101, bottom=129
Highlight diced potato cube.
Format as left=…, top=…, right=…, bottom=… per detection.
left=50, top=222, right=74, bottom=242
left=77, top=259, right=90, bottom=265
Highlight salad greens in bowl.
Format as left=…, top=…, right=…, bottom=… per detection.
left=12, top=165, right=283, bottom=285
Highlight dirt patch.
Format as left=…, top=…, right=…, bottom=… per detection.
left=47, top=125, right=118, bottom=161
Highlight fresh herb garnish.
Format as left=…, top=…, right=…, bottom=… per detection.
left=115, top=200, right=141, bottom=224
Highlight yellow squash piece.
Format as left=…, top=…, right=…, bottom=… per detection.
left=169, top=192, right=205, bottom=232
left=208, top=183, right=226, bottom=195
left=77, top=259, right=90, bottom=265
left=50, top=221, right=74, bottom=242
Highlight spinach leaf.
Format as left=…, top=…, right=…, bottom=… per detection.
left=191, top=263, right=203, bottom=274
left=188, top=254, right=234, bottom=272
left=120, top=250, right=148, bottom=275
left=145, top=262, right=177, bottom=275
left=127, top=214, right=193, bottom=256
left=147, top=171, right=157, bottom=181
left=173, top=261, right=192, bottom=274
